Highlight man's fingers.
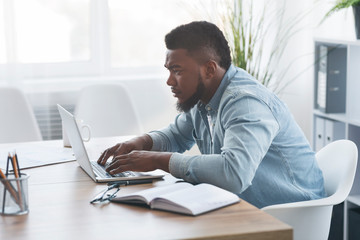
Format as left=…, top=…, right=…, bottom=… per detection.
left=98, top=142, right=135, bottom=166
left=97, top=149, right=107, bottom=164
left=106, top=159, right=131, bottom=174
left=109, top=165, right=131, bottom=175
left=98, top=148, right=110, bottom=165
left=98, top=146, right=117, bottom=165
left=106, top=154, right=126, bottom=169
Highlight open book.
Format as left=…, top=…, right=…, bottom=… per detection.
left=110, top=182, right=240, bottom=216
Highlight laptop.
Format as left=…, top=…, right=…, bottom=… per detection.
left=57, top=104, right=164, bottom=183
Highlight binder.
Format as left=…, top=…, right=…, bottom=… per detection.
left=313, top=116, right=346, bottom=152
left=315, top=43, right=347, bottom=113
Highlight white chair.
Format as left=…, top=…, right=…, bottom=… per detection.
left=0, top=87, right=42, bottom=143
left=262, top=139, right=358, bottom=240
left=75, top=84, right=142, bottom=138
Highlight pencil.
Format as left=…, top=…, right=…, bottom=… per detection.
left=12, top=154, right=19, bottom=179
left=0, top=168, right=20, bottom=205
left=14, top=152, right=21, bottom=175
left=0, top=168, right=7, bottom=180
left=12, top=154, right=23, bottom=211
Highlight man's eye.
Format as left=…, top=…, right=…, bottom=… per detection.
left=173, top=69, right=182, bottom=74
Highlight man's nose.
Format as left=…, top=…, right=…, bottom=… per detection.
left=166, top=74, right=176, bottom=86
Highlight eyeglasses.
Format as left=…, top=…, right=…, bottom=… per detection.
left=90, top=184, right=120, bottom=204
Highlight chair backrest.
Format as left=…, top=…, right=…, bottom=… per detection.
left=75, top=84, right=142, bottom=138
left=0, top=87, right=42, bottom=143
left=316, top=139, right=358, bottom=203
left=262, top=139, right=358, bottom=240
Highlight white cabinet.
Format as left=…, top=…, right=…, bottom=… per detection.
left=313, top=116, right=346, bottom=152
left=313, top=39, right=360, bottom=240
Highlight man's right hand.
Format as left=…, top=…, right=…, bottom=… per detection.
left=97, top=134, right=153, bottom=166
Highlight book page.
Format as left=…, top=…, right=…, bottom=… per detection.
left=151, top=183, right=240, bottom=215
left=112, top=182, right=193, bottom=205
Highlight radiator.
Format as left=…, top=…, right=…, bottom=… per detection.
left=33, top=104, right=75, bottom=140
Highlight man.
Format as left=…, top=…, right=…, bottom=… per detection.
left=98, top=21, right=326, bottom=208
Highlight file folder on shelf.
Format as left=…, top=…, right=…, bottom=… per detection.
left=315, top=43, right=347, bottom=114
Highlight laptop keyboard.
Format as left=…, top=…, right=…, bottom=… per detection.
left=91, top=161, right=135, bottom=178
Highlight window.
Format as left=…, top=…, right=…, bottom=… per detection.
left=108, top=0, right=223, bottom=68
left=0, top=0, right=226, bottom=81
left=0, top=0, right=6, bottom=64
left=14, top=0, right=90, bottom=63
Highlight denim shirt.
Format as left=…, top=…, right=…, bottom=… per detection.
left=149, top=64, right=326, bottom=208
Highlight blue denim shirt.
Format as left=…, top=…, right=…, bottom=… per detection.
left=149, top=64, right=326, bottom=208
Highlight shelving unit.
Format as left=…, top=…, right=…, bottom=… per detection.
left=313, top=38, right=360, bottom=240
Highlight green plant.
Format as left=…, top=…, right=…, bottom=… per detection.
left=221, top=0, right=309, bottom=94
left=323, top=0, right=360, bottom=21
left=182, top=0, right=310, bottom=94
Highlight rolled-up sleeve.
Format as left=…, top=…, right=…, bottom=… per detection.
left=148, top=112, right=196, bottom=153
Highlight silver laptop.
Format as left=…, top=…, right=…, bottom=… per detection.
left=57, top=104, right=164, bottom=183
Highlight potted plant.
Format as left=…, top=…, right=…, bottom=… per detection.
left=323, top=0, right=360, bottom=39
left=221, top=0, right=309, bottom=94
left=184, top=0, right=310, bottom=94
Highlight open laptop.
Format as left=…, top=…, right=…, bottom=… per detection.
left=57, top=104, right=164, bottom=183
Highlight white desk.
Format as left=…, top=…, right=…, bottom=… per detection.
left=0, top=138, right=292, bottom=240
left=0, top=136, right=131, bottom=169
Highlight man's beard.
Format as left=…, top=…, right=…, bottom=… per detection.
left=176, top=79, right=205, bottom=113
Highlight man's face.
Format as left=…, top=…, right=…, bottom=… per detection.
left=164, top=49, right=205, bottom=112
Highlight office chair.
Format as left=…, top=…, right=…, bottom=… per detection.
left=0, top=87, right=42, bottom=143
left=75, top=84, right=142, bottom=138
left=262, top=139, right=358, bottom=240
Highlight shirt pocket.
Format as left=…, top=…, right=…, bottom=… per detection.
left=192, top=130, right=205, bottom=153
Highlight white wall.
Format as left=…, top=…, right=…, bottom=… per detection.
left=13, top=0, right=360, bottom=145
left=276, top=0, right=358, bottom=142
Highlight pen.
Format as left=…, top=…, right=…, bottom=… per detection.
left=14, top=152, right=24, bottom=209
left=2, top=154, right=11, bottom=213
left=6, top=153, right=11, bottom=176
left=107, top=179, right=153, bottom=186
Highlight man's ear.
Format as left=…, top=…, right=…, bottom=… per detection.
left=204, top=60, right=217, bottom=79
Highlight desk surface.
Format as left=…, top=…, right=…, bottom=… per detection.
left=0, top=140, right=292, bottom=240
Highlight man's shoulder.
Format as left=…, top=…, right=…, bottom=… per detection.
left=223, top=75, right=265, bottom=100
left=221, top=72, right=285, bottom=111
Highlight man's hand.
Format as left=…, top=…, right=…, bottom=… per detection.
left=97, top=134, right=153, bottom=166
left=97, top=134, right=171, bottom=174
left=105, top=151, right=171, bottom=174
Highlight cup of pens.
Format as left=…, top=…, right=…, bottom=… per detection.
left=0, top=173, right=29, bottom=215
left=0, top=153, right=29, bottom=215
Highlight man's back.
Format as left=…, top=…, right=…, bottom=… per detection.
left=221, top=66, right=326, bottom=207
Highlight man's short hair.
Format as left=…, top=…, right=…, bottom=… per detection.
left=165, top=21, right=231, bottom=70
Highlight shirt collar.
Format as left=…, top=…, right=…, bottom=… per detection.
left=198, top=64, right=237, bottom=112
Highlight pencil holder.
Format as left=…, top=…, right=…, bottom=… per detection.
left=0, top=173, right=29, bottom=215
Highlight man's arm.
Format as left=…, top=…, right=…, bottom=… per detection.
left=98, top=133, right=172, bottom=173
left=149, top=112, right=196, bottom=153
left=98, top=112, right=195, bottom=173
